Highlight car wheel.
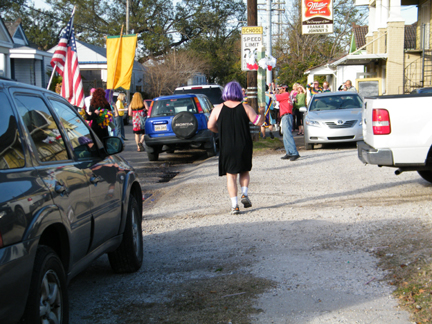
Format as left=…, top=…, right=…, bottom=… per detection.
left=206, top=137, right=217, bottom=158
left=418, top=170, right=432, bottom=183
left=21, top=246, right=68, bottom=324
left=147, top=151, right=159, bottom=161
left=108, top=195, right=143, bottom=273
left=172, top=111, right=198, bottom=139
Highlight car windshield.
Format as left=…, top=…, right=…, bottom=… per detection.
left=151, top=98, right=197, bottom=117
left=174, top=88, right=222, bottom=105
left=309, top=95, right=363, bottom=111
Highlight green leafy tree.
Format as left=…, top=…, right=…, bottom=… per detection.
left=274, top=0, right=366, bottom=87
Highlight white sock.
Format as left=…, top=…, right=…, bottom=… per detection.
left=231, top=197, right=238, bottom=208
left=241, top=187, right=248, bottom=196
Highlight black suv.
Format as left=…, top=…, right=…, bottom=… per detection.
left=0, top=79, right=143, bottom=323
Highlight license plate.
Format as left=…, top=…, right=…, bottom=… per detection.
left=154, top=124, right=167, bottom=131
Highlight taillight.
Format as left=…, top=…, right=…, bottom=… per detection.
left=193, top=98, right=204, bottom=113
left=372, top=109, right=391, bottom=135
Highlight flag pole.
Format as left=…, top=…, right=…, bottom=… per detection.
left=47, top=6, right=76, bottom=91
left=111, top=25, right=124, bottom=90
left=47, top=65, right=57, bottom=90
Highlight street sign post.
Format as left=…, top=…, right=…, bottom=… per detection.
left=241, top=26, right=263, bottom=71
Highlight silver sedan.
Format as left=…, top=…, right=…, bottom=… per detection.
left=300, top=92, right=363, bottom=150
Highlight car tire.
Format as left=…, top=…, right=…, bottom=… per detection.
left=206, top=136, right=217, bottom=158
left=21, top=246, right=68, bottom=324
left=417, top=170, right=432, bottom=183
left=305, top=143, right=314, bottom=150
left=172, top=111, right=198, bottom=139
left=147, top=151, right=159, bottom=161
left=108, top=195, right=143, bottom=273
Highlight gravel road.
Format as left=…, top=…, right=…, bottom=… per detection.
left=68, top=142, right=432, bottom=323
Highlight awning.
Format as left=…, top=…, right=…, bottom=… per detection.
left=329, top=53, right=387, bottom=66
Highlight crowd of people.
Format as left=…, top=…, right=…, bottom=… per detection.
left=258, top=79, right=357, bottom=139
left=82, top=88, right=149, bottom=152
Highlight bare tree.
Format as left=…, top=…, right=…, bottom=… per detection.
left=273, top=0, right=366, bottom=85
left=144, top=50, right=210, bottom=98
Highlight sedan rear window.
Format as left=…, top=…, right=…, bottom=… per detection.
left=151, top=98, right=197, bottom=117
left=310, top=95, right=363, bottom=111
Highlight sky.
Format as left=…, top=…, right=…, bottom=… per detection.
left=33, top=0, right=418, bottom=26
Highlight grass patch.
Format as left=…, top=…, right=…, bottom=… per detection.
left=392, top=263, right=432, bottom=323
left=370, top=224, right=432, bottom=324
left=253, top=137, right=283, bottom=152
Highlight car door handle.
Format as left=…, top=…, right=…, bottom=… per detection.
left=90, top=175, right=103, bottom=184
left=55, top=184, right=66, bottom=195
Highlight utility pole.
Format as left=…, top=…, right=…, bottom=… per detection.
left=266, top=0, right=272, bottom=86
left=126, top=0, right=130, bottom=105
left=247, top=0, right=258, bottom=115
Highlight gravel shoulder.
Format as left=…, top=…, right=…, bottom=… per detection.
left=69, top=145, right=432, bottom=323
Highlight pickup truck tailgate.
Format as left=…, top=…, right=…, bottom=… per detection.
left=362, top=94, right=432, bottom=165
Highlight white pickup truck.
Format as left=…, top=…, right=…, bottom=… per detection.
left=357, top=93, right=432, bottom=183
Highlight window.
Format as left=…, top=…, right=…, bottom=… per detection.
left=15, top=94, right=69, bottom=162
left=151, top=98, right=197, bottom=117
left=197, top=96, right=210, bottom=113
left=0, top=93, right=25, bottom=169
left=49, top=99, right=99, bottom=160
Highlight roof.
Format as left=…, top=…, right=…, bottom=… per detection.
left=4, top=19, right=20, bottom=38
left=76, top=40, right=107, bottom=57
left=153, top=94, right=207, bottom=101
left=404, top=22, right=417, bottom=49
left=353, top=24, right=368, bottom=49
left=174, top=84, right=223, bottom=90
left=311, top=91, right=361, bottom=98
left=304, top=53, right=348, bottom=74
left=5, top=18, right=28, bottom=45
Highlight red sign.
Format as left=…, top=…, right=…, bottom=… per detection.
left=304, top=0, right=331, bottom=17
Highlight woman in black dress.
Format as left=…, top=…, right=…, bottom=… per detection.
left=207, top=81, right=265, bottom=214
left=88, top=88, right=111, bottom=140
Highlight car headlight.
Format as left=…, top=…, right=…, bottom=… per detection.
left=305, top=119, right=320, bottom=127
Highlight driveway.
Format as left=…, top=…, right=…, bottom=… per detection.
left=68, top=126, right=431, bottom=323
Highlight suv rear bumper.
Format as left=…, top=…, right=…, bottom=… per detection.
left=144, top=129, right=214, bottom=147
left=357, top=141, right=394, bottom=166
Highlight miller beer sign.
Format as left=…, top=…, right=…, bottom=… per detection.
left=302, top=0, right=333, bottom=34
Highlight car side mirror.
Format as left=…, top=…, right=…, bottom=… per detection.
left=299, top=107, right=307, bottom=113
left=104, top=137, right=124, bottom=155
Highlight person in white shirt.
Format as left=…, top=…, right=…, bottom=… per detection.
left=84, top=88, right=96, bottom=113
left=344, top=80, right=357, bottom=92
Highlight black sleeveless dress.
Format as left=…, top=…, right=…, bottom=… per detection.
left=217, top=103, right=253, bottom=176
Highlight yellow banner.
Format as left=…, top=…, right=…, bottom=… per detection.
left=106, top=34, right=137, bottom=90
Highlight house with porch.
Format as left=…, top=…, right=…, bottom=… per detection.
left=305, top=20, right=418, bottom=96
left=353, top=0, right=429, bottom=94
left=0, top=18, right=13, bottom=78
left=5, top=19, right=52, bottom=88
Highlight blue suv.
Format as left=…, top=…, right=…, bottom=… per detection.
left=144, top=94, right=217, bottom=161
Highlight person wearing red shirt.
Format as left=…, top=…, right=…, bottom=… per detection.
left=267, top=85, right=300, bottom=160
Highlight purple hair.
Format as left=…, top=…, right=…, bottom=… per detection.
left=105, top=89, right=114, bottom=105
left=222, top=81, right=243, bottom=102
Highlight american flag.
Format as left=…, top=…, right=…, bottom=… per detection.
left=50, top=13, right=84, bottom=108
